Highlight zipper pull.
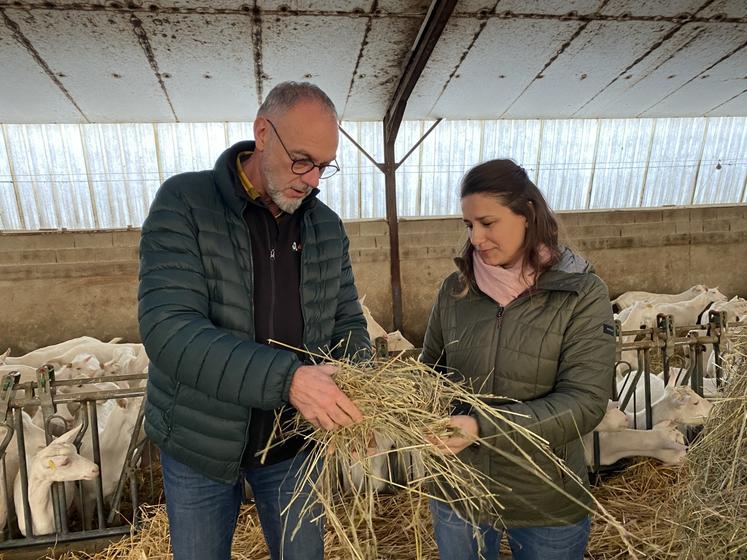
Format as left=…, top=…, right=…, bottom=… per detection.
left=496, top=305, right=504, bottom=328
left=270, top=248, right=276, bottom=261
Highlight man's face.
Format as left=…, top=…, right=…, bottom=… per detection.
left=258, top=101, right=339, bottom=213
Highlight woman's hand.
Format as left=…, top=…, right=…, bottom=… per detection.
left=429, top=415, right=479, bottom=455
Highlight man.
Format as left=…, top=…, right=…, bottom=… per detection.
left=138, top=82, right=370, bottom=560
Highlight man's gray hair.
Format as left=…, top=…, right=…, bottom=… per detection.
left=257, top=81, right=338, bottom=120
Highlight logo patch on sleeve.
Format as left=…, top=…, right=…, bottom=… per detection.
left=603, top=323, right=615, bottom=336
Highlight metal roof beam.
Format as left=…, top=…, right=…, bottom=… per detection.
left=381, top=0, right=456, bottom=334
left=383, top=0, right=457, bottom=141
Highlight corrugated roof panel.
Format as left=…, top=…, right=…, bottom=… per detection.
left=5, top=124, right=93, bottom=229
left=0, top=130, right=22, bottom=229
left=692, top=117, right=747, bottom=204
left=642, top=117, right=706, bottom=206
left=537, top=119, right=598, bottom=210
left=588, top=119, right=654, bottom=209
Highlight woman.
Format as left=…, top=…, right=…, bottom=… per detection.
left=421, top=160, right=615, bottom=560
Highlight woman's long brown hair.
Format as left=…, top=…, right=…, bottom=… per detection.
left=454, top=159, right=561, bottom=297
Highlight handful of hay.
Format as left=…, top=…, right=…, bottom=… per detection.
left=262, top=346, right=632, bottom=559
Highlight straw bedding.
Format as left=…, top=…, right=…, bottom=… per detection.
left=45, top=334, right=746, bottom=560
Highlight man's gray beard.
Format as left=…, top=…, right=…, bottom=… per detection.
left=262, top=164, right=307, bottom=214
left=267, top=180, right=305, bottom=214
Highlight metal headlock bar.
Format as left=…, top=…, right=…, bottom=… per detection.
left=0, top=369, right=149, bottom=549
left=590, top=315, right=744, bottom=473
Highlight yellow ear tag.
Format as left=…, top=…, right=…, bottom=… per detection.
left=47, top=459, right=56, bottom=471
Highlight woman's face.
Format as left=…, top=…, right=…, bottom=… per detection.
left=461, top=193, right=527, bottom=267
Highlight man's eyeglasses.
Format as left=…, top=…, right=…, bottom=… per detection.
left=266, top=119, right=340, bottom=179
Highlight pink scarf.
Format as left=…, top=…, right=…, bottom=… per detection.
left=473, top=247, right=551, bottom=306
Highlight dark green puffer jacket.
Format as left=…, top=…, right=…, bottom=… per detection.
left=421, top=248, right=615, bottom=527
left=138, top=141, right=370, bottom=483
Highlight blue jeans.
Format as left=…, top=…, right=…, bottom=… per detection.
left=161, top=450, right=323, bottom=560
left=429, top=499, right=591, bottom=560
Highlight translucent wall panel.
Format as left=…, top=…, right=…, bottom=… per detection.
left=155, top=123, right=227, bottom=179
left=692, top=117, right=747, bottom=205
left=5, top=124, right=93, bottom=229
left=319, top=121, right=366, bottom=220
left=419, top=120, right=485, bottom=217
left=481, top=119, right=542, bottom=181
left=226, top=122, right=253, bottom=147
left=82, top=124, right=160, bottom=228
left=588, top=119, right=654, bottom=209
left=395, top=121, right=432, bottom=218
left=538, top=119, right=598, bottom=210
left=0, top=117, right=744, bottom=230
left=0, top=129, right=22, bottom=229
left=642, top=118, right=707, bottom=207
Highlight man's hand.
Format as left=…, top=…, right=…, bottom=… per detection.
left=288, top=364, right=364, bottom=430
left=429, top=415, right=479, bottom=455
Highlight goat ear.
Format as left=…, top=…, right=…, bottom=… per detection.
left=54, top=424, right=82, bottom=444
left=666, top=373, right=678, bottom=389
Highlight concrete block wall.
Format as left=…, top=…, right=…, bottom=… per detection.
left=1, top=205, right=745, bottom=353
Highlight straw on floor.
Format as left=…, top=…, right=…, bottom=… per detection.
left=674, top=331, right=747, bottom=559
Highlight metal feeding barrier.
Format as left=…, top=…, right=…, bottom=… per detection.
left=589, top=310, right=744, bottom=472
left=0, top=366, right=151, bottom=549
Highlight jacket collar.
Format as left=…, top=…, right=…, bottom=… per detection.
left=214, top=141, right=319, bottom=218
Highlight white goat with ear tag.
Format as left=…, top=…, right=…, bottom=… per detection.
left=14, top=425, right=99, bottom=536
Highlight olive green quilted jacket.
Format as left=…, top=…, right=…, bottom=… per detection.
left=421, top=248, right=615, bottom=527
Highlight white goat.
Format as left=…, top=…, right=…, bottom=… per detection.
left=583, top=420, right=687, bottom=466
left=0, top=412, right=48, bottom=534
left=621, top=288, right=727, bottom=332
left=359, top=296, right=388, bottom=342
left=80, top=396, right=143, bottom=525
left=0, top=337, right=102, bottom=367
left=616, top=371, right=713, bottom=428
left=613, top=285, right=707, bottom=311
left=342, top=432, right=394, bottom=493
left=618, top=288, right=728, bottom=371
left=385, top=331, right=415, bottom=353
left=54, top=353, right=102, bottom=381
left=698, top=295, right=747, bottom=324
left=13, top=426, right=99, bottom=536
left=594, top=403, right=630, bottom=432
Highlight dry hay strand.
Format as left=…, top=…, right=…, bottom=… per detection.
left=262, top=345, right=635, bottom=560
left=587, top=461, right=685, bottom=560
left=674, top=332, right=747, bottom=559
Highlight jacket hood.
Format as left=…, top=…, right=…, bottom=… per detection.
left=552, top=246, right=593, bottom=274
left=536, top=246, right=595, bottom=293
